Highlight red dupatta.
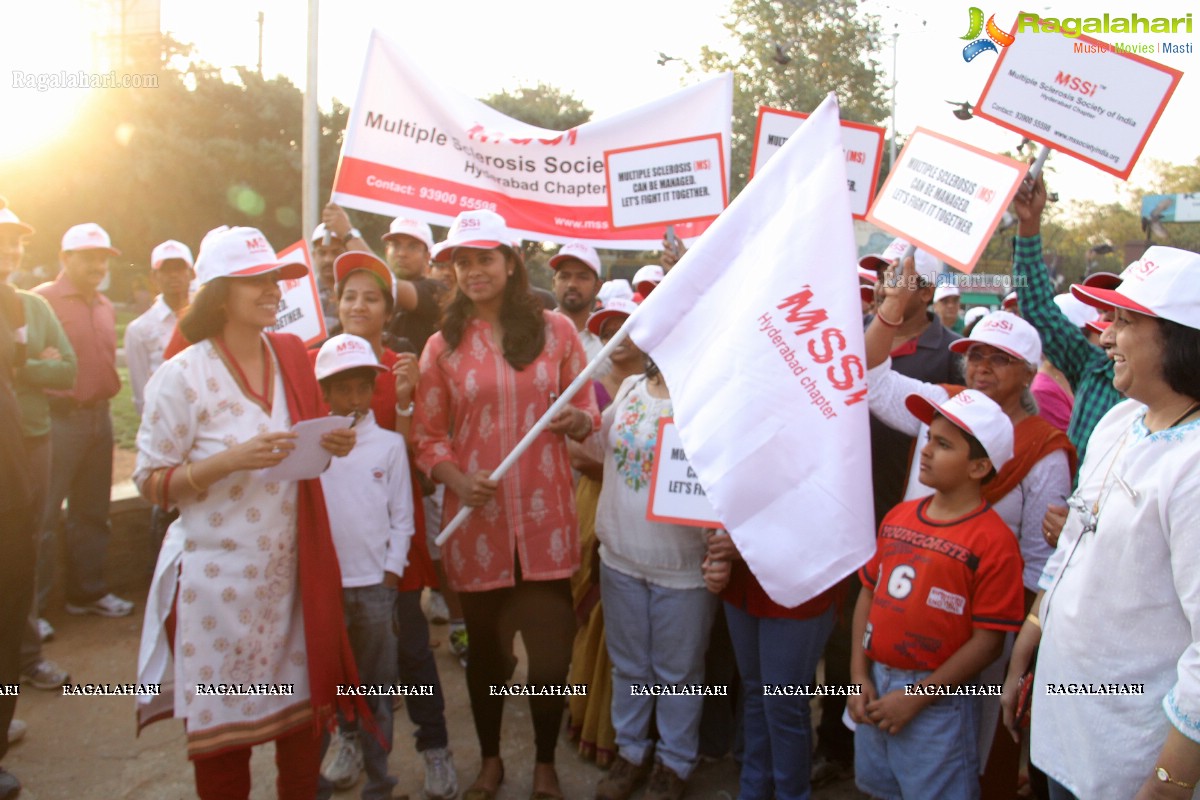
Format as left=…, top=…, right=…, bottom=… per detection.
left=265, top=332, right=374, bottom=735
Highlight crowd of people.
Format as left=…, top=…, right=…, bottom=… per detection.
left=1, top=171, right=1200, bottom=800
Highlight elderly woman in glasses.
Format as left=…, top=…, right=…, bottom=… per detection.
left=999, top=247, right=1200, bottom=800
left=864, top=256, right=1075, bottom=794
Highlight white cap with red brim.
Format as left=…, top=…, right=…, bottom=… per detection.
left=151, top=240, right=194, bottom=270
left=1053, top=293, right=1099, bottom=329
left=334, top=251, right=395, bottom=299
left=382, top=217, right=434, bottom=250
left=905, top=389, right=1014, bottom=472
left=194, top=226, right=307, bottom=286
left=549, top=242, right=602, bottom=277
left=586, top=297, right=640, bottom=336
left=859, top=238, right=942, bottom=284
left=1070, top=246, right=1200, bottom=331
left=633, top=264, right=664, bottom=296
left=0, top=208, right=34, bottom=236
left=61, top=223, right=120, bottom=255
left=948, top=310, right=1042, bottom=368
left=314, top=333, right=389, bottom=381
left=430, top=210, right=512, bottom=264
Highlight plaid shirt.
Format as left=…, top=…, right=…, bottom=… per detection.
left=1013, top=234, right=1121, bottom=468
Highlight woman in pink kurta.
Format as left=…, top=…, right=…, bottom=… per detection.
left=413, top=211, right=598, bottom=800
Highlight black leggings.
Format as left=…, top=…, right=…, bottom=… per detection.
left=458, top=574, right=575, bottom=764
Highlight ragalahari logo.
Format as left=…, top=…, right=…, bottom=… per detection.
left=962, top=8, right=1015, bottom=62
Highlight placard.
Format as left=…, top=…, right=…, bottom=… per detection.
left=268, top=240, right=327, bottom=346
left=974, top=21, right=1181, bottom=179
left=748, top=106, right=885, bottom=220
left=645, top=418, right=721, bottom=528
left=866, top=128, right=1025, bottom=272
left=1141, top=193, right=1200, bottom=223
left=603, top=135, right=728, bottom=230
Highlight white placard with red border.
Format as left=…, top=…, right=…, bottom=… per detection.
left=866, top=128, right=1026, bottom=273
left=646, top=417, right=721, bottom=528
left=268, top=240, right=327, bottom=346
left=748, top=106, right=885, bottom=220
left=974, top=21, right=1181, bottom=179
left=603, top=136, right=728, bottom=230
left=332, top=30, right=732, bottom=249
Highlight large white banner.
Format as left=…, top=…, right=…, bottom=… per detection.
left=624, top=93, right=875, bottom=607
left=974, top=22, right=1182, bottom=179
left=333, top=30, right=733, bottom=249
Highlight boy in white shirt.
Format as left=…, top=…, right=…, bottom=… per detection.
left=315, top=333, right=415, bottom=800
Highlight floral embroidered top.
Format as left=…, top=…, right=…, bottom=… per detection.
left=413, top=311, right=599, bottom=592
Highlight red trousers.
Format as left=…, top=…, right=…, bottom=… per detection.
left=192, top=726, right=321, bottom=800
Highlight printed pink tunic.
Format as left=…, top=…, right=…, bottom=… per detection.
left=414, top=311, right=599, bottom=592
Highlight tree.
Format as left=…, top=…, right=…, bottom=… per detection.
left=480, top=83, right=593, bottom=131
left=696, top=0, right=889, bottom=195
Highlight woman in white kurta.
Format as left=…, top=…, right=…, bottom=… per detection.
left=134, top=227, right=356, bottom=799
left=1000, top=247, right=1200, bottom=800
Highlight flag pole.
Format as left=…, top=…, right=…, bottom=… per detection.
left=434, top=322, right=637, bottom=547
left=1028, top=145, right=1051, bottom=180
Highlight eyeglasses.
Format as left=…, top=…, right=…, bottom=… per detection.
left=965, top=348, right=1021, bottom=369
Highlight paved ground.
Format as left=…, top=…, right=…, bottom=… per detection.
left=6, top=501, right=866, bottom=800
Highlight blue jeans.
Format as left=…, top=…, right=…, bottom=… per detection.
left=854, top=662, right=981, bottom=800
left=601, top=562, right=717, bottom=780
left=317, top=584, right=399, bottom=800
left=393, top=589, right=449, bottom=751
left=37, top=405, right=113, bottom=608
left=724, top=602, right=835, bottom=800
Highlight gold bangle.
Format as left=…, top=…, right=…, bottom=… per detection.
left=185, top=462, right=204, bottom=494
left=1026, top=612, right=1041, bottom=629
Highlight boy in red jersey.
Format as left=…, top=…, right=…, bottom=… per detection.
left=849, top=389, right=1024, bottom=800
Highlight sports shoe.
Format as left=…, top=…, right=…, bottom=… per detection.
left=320, top=729, right=363, bottom=790
left=6, top=719, right=26, bottom=745
left=21, top=659, right=69, bottom=690
left=642, top=762, right=686, bottom=800
left=427, top=591, right=450, bottom=625
left=37, top=617, right=54, bottom=642
left=422, top=746, right=459, bottom=799
left=449, top=624, right=468, bottom=668
left=594, top=755, right=651, bottom=800
left=65, top=593, right=134, bottom=617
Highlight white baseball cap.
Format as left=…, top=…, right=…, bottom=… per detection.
left=194, top=226, right=307, bottom=286
left=1071, top=246, right=1200, bottom=331
left=964, top=306, right=989, bottom=328
left=1053, top=293, right=1099, bottom=329
left=949, top=310, right=1042, bottom=368
left=311, top=223, right=353, bottom=244
left=857, top=266, right=879, bottom=284
left=633, top=264, right=664, bottom=296
left=933, top=285, right=961, bottom=303
left=586, top=297, right=640, bottom=336
left=597, top=279, right=634, bottom=305
left=334, top=251, right=395, bottom=297
left=859, top=238, right=941, bottom=284
left=905, top=389, right=1015, bottom=472
left=0, top=208, right=34, bottom=236
left=1002, top=291, right=1019, bottom=310
left=314, top=333, right=388, bottom=381
left=549, top=242, right=602, bottom=277
left=151, top=239, right=194, bottom=270
left=61, top=223, right=119, bottom=255
left=431, top=210, right=511, bottom=263
left=382, top=217, right=434, bottom=250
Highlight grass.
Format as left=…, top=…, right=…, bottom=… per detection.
left=112, top=366, right=140, bottom=450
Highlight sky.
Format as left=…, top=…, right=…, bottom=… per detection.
left=1, top=0, right=1197, bottom=213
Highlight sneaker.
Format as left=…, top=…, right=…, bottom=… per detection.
left=594, top=755, right=651, bottom=800
left=449, top=625, right=468, bottom=668
left=6, top=720, right=26, bottom=746
left=21, top=659, right=69, bottom=690
left=320, top=729, right=363, bottom=790
left=427, top=591, right=450, bottom=625
left=422, top=746, right=459, bottom=799
left=37, top=617, right=54, bottom=642
left=642, top=763, right=686, bottom=800
left=65, top=593, right=134, bottom=618
left=0, top=767, right=20, bottom=800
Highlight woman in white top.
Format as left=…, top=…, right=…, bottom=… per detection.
left=591, top=354, right=716, bottom=800
left=134, top=227, right=358, bottom=799
left=1001, top=247, right=1200, bottom=800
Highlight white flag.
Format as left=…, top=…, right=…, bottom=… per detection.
left=625, top=93, right=875, bottom=607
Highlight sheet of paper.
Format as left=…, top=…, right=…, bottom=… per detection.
left=261, top=415, right=355, bottom=482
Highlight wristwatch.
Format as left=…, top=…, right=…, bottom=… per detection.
left=1156, top=766, right=1196, bottom=789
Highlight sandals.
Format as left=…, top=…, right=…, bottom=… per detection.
left=463, top=762, right=505, bottom=800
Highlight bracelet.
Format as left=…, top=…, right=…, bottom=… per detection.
left=185, top=462, right=204, bottom=494
left=161, top=466, right=176, bottom=509
left=1025, top=612, right=1041, bottom=629
left=874, top=308, right=903, bottom=328
left=395, top=401, right=415, bottom=418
